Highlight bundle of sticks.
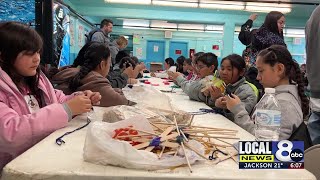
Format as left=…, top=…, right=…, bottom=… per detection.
left=112, top=116, right=239, bottom=172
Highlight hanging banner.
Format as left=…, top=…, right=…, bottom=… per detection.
left=53, top=2, right=70, bottom=67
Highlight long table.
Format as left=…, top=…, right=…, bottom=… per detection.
left=1, top=77, right=316, bottom=180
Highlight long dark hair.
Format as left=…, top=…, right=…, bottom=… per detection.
left=258, top=45, right=309, bottom=117
left=165, top=57, right=175, bottom=67
left=0, top=21, right=42, bottom=93
left=263, top=11, right=284, bottom=36
left=196, top=53, right=218, bottom=72
left=69, top=43, right=110, bottom=91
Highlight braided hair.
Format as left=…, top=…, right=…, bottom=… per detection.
left=69, top=42, right=110, bottom=91
left=258, top=45, right=309, bottom=117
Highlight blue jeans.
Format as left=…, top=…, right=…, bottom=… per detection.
left=308, top=111, right=320, bottom=145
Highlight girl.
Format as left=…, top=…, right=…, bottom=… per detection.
left=250, top=11, right=286, bottom=65
left=0, top=22, right=101, bottom=169
left=183, top=58, right=193, bottom=79
left=151, top=57, right=176, bottom=78
left=52, top=42, right=134, bottom=107
left=205, top=54, right=258, bottom=120
left=226, top=45, right=309, bottom=140
left=168, top=53, right=218, bottom=105
left=176, top=55, right=186, bottom=74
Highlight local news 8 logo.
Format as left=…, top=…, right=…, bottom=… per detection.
left=274, top=140, right=304, bottom=162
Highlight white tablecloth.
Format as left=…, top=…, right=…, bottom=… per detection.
left=1, top=77, right=316, bottom=180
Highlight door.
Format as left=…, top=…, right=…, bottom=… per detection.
left=146, top=40, right=166, bottom=70
left=169, top=41, right=188, bottom=61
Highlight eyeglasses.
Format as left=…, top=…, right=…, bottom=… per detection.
left=195, top=65, right=208, bottom=71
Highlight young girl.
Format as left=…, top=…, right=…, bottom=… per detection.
left=183, top=58, right=193, bottom=78
left=226, top=45, right=309, bottom=140
left=0, top=22, right=101, bottom=169
left=205, top=54, right=258, bottom=120
left=168, top=53, right=218, bottom=105
left=52, top=42, right=134, bottom=107
left=151, top=57, right=176, bottom=78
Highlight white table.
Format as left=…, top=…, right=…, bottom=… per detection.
left=1, top=77, right=316, bottom=180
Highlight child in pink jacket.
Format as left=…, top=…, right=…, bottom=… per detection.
left=0, top=22, right=101, bottom=169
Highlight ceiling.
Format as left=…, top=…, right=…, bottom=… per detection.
left=65, top=0, right=319, bottom=27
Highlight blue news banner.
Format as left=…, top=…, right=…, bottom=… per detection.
left=238, top=140, right=304, bottom=169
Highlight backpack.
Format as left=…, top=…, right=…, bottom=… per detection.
left=85, top=28, right=101, bottom=43
left=289, top=122, right=313, bottom=150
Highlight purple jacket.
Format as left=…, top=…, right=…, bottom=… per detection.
left=0, top=68, right=73, bottom=169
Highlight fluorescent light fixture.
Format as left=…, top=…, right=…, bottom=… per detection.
left=200, top=0, right=244, bottom=10
left=178, top=23, right=204, bottom=30
left=245, top=2, right=291, bottom=13
left=105, top=0, right=151, bottom=5
left=123, top=26, right=150, bottom=30
left=179, top=29, right=205, bottom=32
left=151, top=27, right=177, bottom=31
left=205, top=25, right=223, bottom=31
left=123, top=19, right=150, bottom=27
left=151, top=20, right=177, bottom=29
left=284, top=28, right=305, bottom=37
left=152, top=0, right=198, bottom=8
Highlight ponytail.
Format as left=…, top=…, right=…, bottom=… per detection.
left=69, top=42, right=110, bottom=91
left=290, top=61, right=310, bottom=118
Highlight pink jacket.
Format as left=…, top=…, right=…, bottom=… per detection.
left=0, top=68, right=73, bottom=169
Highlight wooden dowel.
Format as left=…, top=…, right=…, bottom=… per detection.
left=189, top=134, right=239, bottom=140
left=174, top=115, right=192, bottom=173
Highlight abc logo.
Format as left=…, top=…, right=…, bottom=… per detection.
left=275, top=140, right=304, bottom=162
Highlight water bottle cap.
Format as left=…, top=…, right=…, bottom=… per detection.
left=265, top=88, right=276, bottom=94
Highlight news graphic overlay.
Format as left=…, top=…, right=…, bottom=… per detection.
left=239, top=140, right=304, bottom=169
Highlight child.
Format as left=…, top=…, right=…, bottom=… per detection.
left=183, top=58, right=193, bottom=78
left=0, top=22, right=101, bottom=169
left=168, top=53, right=218, bottom=105
left=109, top=36, right=128, bottom=66
left=151, top=57, right=176, bottom=78
left=176, top=55, right=186, bottom=74
left=52, top=42, right=134, bottom=107
left=226, top=45, right=309, bottom=140
left=205, top=54, right=258, bottom=120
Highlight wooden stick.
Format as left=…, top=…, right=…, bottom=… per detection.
left=131, top=128, right=158, bottom=136
left=158, top=143, right=166, bottom=159
left=215, top=138, right=234, bottom=146
left=160, top=126, right=175, bottom=137
left=184, top=131, right=237, bottom=136
left=149, top=122, right=165, bottom=132
left=145, top=146, right=154, bottom=152
left=189, top=134, right=239, bottom=140
left=225, top=148, right=238, bottom=164
left=173, top=116, right=192, bottom=173
left=116, top=134, right=154, bottom=138
left=186, top=126, right=238, bottom=132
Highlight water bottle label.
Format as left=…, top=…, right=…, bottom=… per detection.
left=255, top=109, right=281, bottom=126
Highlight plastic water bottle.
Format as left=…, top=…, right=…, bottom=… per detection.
left=254, top=88, right=281, bottom=141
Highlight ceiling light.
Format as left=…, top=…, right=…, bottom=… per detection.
left=105, top=0, right=151, bottom=5
left=245, top=3, right=291, bottom=13
left=152, top=0, right=198, bottom=8
left=200, top=0, right=244, bottom=10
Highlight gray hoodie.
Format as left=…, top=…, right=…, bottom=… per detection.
left=230, top=85, right=303, bottom=140
left=176, top=76, right=257, bottom=116
left=305, top=5, right=320, bottom=99
left=109, top=40, right=119, bottom=65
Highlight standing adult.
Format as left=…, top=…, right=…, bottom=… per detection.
left=86, top=19, right=113, bottom=44
left=250, top=11, right=286, bottom=65
left=306, top=5, right=320, bottom=144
